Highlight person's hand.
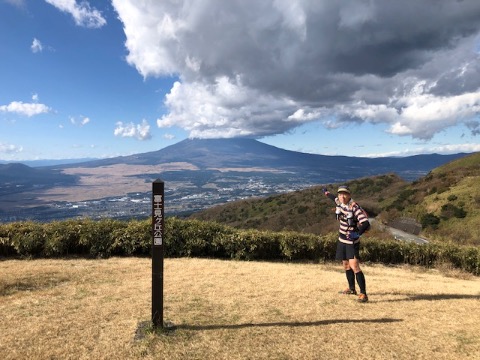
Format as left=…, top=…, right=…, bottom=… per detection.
left=347, top=231, right=360, bottom=240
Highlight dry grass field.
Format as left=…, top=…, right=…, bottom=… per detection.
left=1, top=257, right=479, bottom=360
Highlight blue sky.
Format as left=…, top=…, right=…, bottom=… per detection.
left=1, top=0, right=480, bottom=162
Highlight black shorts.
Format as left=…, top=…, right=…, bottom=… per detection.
left=335, top=241, right=360, bottom=261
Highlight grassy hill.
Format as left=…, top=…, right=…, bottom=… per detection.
left=382, top=152, right=480, bottom=245
left=190, top=152, right=480, bottom=245
left=190, top=173, right=407, bottom=236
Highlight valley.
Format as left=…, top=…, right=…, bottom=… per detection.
left=0, top=138, right=472, bottom=223
left=0, top=164, right=314, bottom=222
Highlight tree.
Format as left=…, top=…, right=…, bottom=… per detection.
left=421, top=213, right=440, bottom=230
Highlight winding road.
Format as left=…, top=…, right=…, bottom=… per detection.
left=370, top=218, right=429, bottom=245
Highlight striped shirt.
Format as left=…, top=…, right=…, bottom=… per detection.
left=326, top=192, right=369, bottom=244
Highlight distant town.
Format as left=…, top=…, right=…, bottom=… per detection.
left=0, top=174, right=315, bottom=223
left=1, top=138, right=469, bottom=223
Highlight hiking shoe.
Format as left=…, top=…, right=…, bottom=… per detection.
left=358, top=293, right=369, bottom=303
left=339, top=288, right=357, bottom=295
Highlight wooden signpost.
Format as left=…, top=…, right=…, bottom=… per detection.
left=152, top=179, right=164, bottom=328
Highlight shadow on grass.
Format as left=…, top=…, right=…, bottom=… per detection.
left=371, top=292, right=480, bottom=302
left=176, top=318, right=402, bottom=331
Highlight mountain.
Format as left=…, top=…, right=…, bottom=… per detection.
left=0, top=138, right=474, bottom=223
left=58, top=138, right=468, bottom=182
left=0, top=158, right=97, bottom=167
left=0, top=163, right=76, bottom=196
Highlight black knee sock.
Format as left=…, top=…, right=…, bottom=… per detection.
left=355, top=271, right=366, bottom=294
left=346, top=269, right=355, bottom=290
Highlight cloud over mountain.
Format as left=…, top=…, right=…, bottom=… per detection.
left=112, top=0, right=480, bottom=140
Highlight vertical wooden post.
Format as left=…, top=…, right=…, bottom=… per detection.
left=152, top=179, right=164, bottom=328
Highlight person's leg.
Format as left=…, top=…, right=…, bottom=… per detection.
left=337, top=242, right=357, bottom=294
left=349, top=257, right=368, bottom=302
left=340, top=260, right=356, bottom=294
left=344, top=261, right=356, bottom=291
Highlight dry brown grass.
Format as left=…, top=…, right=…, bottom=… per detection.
left=1, top=258, right=479, bottom=360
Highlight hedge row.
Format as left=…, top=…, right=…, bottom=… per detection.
left=0, top=218, right=478, bottom=275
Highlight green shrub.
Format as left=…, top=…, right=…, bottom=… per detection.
left=421, top=213, right=440, bottom=229
left=43, top=220, right=86, bottom=256
left=0, top=218, right=478, bottom=275
left=9, top=221, right=46, bottom=257
left=111, top=219, right=150, bottom=255
left=440, top=203, right=467, bottom=219
left=0, top=222, right=16, bottom=256
left=75, top=219, right=121, bottom=257
left=447, top=195, right=458, bottom=201
left=278, top=231, right=335, bottom=261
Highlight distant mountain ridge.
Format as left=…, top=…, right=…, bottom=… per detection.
left=0, top=163, right=75, bottom=184
left=0, top=158, right=97, bottom=167
left=55, top=138, right=469, bottom=182
left=0, top=138, right=475, bottom=223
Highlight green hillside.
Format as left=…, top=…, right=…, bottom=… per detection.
left=190, top=173, right=407, bottom=237
left=382, top=152, right=480, bottom=245
left=190, top=152, right=480, bottom=245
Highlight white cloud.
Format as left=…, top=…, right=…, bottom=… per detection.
left=69, top=116, right=90, bottom=126
left=336, top=90, right=480, bottom=139
left=45, top=0, right=106, bottom=28
left=31, top=38, right=43, bottom=53
left=112, top=0, right=480, bottom=140
left=364, top=143, right=480, bottom=158
left=0, top=142, right=23, bottom=154
left=163, top=133, right=175, bottom=140
left=157, top=78, right=299, bottom=138
left=0, top=101, right=51, bottom=117
left=114, top=119, right=152, bottom=140
left=4, top=0, right=25, bottom=8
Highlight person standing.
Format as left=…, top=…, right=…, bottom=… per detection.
left=322, top=185, right=370, bottom=303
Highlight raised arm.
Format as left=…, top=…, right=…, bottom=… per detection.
left=322, top=187, right=336, bottom=203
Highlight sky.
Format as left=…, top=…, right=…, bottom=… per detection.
left=1, top=0, right=480, bottom=162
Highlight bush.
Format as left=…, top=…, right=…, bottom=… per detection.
left=111, top=219, right=151, bottom=255
left=9, top=221, right=46, bottom=257
left=76, top=219, right=123, bottom=257
left=421, top=213, right=440, bottom=229
left=43, top=220, right=83, bottom=256
left=0, top=218, right=478, bottom=275
left=447, top=195, right=458, bottom=201
left=440, top=204, right=467, bottom=219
